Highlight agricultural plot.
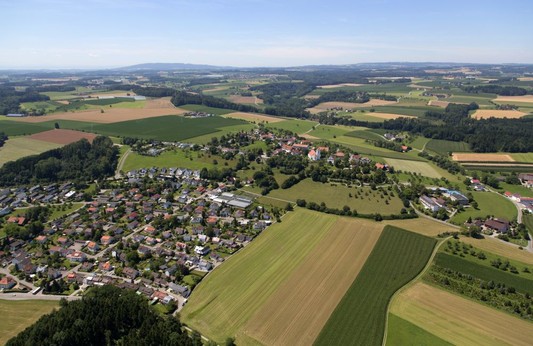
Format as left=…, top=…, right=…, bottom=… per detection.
left=267, top=179, right=404, bottom=215
left=390, top=282, right=533, bottom=346
left=460, top=235, right=533, bottom=265
left=409, top=136, right=430, bottom=150
left=493, top=95, right=533, bottom=104
left=434, top=253, right=533, bottom=293
left=307, top=100, right=397, bottom=114
left=242, top=217, right=383, bottom=346
left=344, top=129, right=385, bottom=141
left=383, top=217, right=458, bottom=237
left=0, top=120, right=53, bottom=136
left=29, top=129, right=97, bottom=145
left=177, top=104, right=235, bottom=115
left=426, top=139, right=471, bottom=155
left=0, top=137, right=62, bottom=167
left=223, top=112, right=283, bottom=123
left=0, top=299, right=59, bottom=345
left=121, top=150, right=236, bottom=172
left=370, top=105, right=434, bottom=117
left=452, top=152, right=514, bottom=162
left=86, top=115, right=248, bottom=142
left=386, top=314, right=452, bottom=346
left=315, top=226, right=436, bottom=346
left=472, top=109, right=527, bottom=119
left=329, top=136, right=426, bottom=161
left=265, top=119, right=318, bottom=134
left=510, top=152, right=533, bottom=163
left=450, top=191, right=517, bottom=225
left=384, top=158, right=441, bottom=178
left=181, top=209, right=338, bottom=343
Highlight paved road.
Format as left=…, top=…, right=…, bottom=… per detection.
left=0, top=293, right=81, bottom=301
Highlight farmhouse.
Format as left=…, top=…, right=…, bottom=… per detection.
left=484, top=218, right=510, bottom=233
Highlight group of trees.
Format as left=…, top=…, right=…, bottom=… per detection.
left=6, top=286, right=195, bottom=346
left=0, top=136, right=118, bottom=186
left=461, top=85, right=529, bottom=96
left=0, top=131, right=7, bottom=147
left=0, top=86, right=50, bottom=114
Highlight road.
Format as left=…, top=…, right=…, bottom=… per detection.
left=115, top=147, right=132, bottom=178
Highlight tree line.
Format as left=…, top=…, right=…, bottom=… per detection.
left=171, top=90, right=258, bottom=113
left=0, top=136, right=118, bottom=186
left=0, top=86, right=50, bottom=114
left=461, top=85, right=529, bottom=96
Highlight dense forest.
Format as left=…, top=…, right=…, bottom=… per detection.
left=461, top=85, right=529, bottom=96
left=0, top=136, right=118, bottom=186
left=6, top=286, right=195, bottom=346
left=0, top=86, right=50, bottom=114
left=171, top=90, right=258, bottom=112
left=308, top=91, right=397, bottom=107
left=113, top=85, right=176, bottom=97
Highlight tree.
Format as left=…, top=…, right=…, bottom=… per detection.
left=54, top=122, right=60, bottom=129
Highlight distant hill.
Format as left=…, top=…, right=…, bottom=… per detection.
left=117, top=62, right=233, bottom=71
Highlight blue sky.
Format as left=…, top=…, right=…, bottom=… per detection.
left=0, top=0, right=532, bottom=68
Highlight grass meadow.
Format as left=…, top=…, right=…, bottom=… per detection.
left=450, top=191, right=517, bottom=225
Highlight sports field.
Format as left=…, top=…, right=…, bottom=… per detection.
left=450, top=191, right=517, bottom=225
left=181, top=209, right=338, bottom=343
left=242, top=217, right=383, bottom=345
left=315, top=226, right=436, bottom=346
left=390, top=282, right=533, bottom=346
left=0, top=137, right=62, bottom=167
left=384, top=158, right=441, bottom=178
left=0, top=299, right=59, bottom=345
left=266, top=179, right=404, bottom=215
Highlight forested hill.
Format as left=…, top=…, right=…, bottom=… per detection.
left=0, top=136, right=118, bottom=186
left=6, top=286, right=193, bottom=346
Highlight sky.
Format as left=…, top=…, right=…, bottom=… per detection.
left=0, top=0, right=532, bottom=69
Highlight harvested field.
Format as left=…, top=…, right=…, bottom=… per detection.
left=428, top=100, right=449, bottom=108
left=0, top=137, right=62, bottom=167
left=0, top=299, right=59, bottom=345
left=228, top=95, right=263, bottom=105
left=224, top=112, right=283, bottom=123
left=472, top=109, right=527, bottom=119
left=202, top=86, right=229, bottom=92
left=317, top=83, right=364, bottom=88
left=28, top=129, right=97, bottom=145
left=243, top=218, right=383, bottom=346
left=143, top=97, right=176, bottom=109
left=303, top=94, right=320, bottom=100
left=452, top=153, right=515, bottom=162
left=315, top=227, right=436, bottom=346
left=384, top=217, right=457, bottom=237
left=299, top=133, right=320, bottom=140
left=181, top=209, right=338, bottom=343
left=390, top=282, right=533, bottom=346
left=364, top=112, right=415, bottom=120
left=493, top=95, right=533, bottom=104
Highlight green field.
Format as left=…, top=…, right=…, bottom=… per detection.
left=345, top=129, right=386, bottom=141
left=0, top=120, right=53, bottom=136
left=384, top=158, right=443, bottom=179
left=0, top=137, right=62, bottom=166
left=330, top=135, right=426, bottom=161
left=386, top=314, right=452, bottom=346
left=425, top=139, right=471, bottom=155
left=85, top=115, right=247, bottom=141
left=371, top=105, right=435, bottom=117
left=181, top=209, right=337, bottom=343
left=497, top=182, right=533, bottom=197
left=315, top=226, right=436, bottom=346
left=265, top=179, right=404, bottom=215
left=525, top=214, right=533, bottom=234
left=122, top=149, right=236, bottom=172
left=434, top=253, right=533, bottom=294
left=450, top=191, right=517, bottom=225
left=177, top=104, right=235, bottom=115
left=510, top=152, right=533, bottom=163
left=266, top=119, right=318, bottom=134
left=0, top=299, right=60, bottom=345
left=409, top=136, right=430, bottom=150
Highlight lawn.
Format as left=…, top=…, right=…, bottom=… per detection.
left=181, top=209, right=338, bottom=343
left=345, top=129, right=385, bottom=141
left=433, top=252, right=533, bottom=294
left=496, top=182, right=533, bottom=197
left=0, top=136, right=62, bottom=167
left=314, top=226, right=436, bottom=346
left=122, top=149, right=236, bottom=172
left=408, top=136, right=430, bottom=150
left=425, top=139, right=471, bottom=155
left=267, top=179, right=404, bottom=215
left=390, top=282, right=533, bottom=346
left=177, top=104, right=235, bottom=115
left=0, top=299, right=60, bottom=345
left=386, top=314, right=452, bottom=346
left=86, top=115, right=248, bottom=141
left=48, top=202, right=85, bottom=220
left=525, top=214, right=533, bottom=234
left=450, top=191, right=517, bottom=225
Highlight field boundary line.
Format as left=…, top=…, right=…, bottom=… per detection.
left=382, top=236, right=450, bottom=346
